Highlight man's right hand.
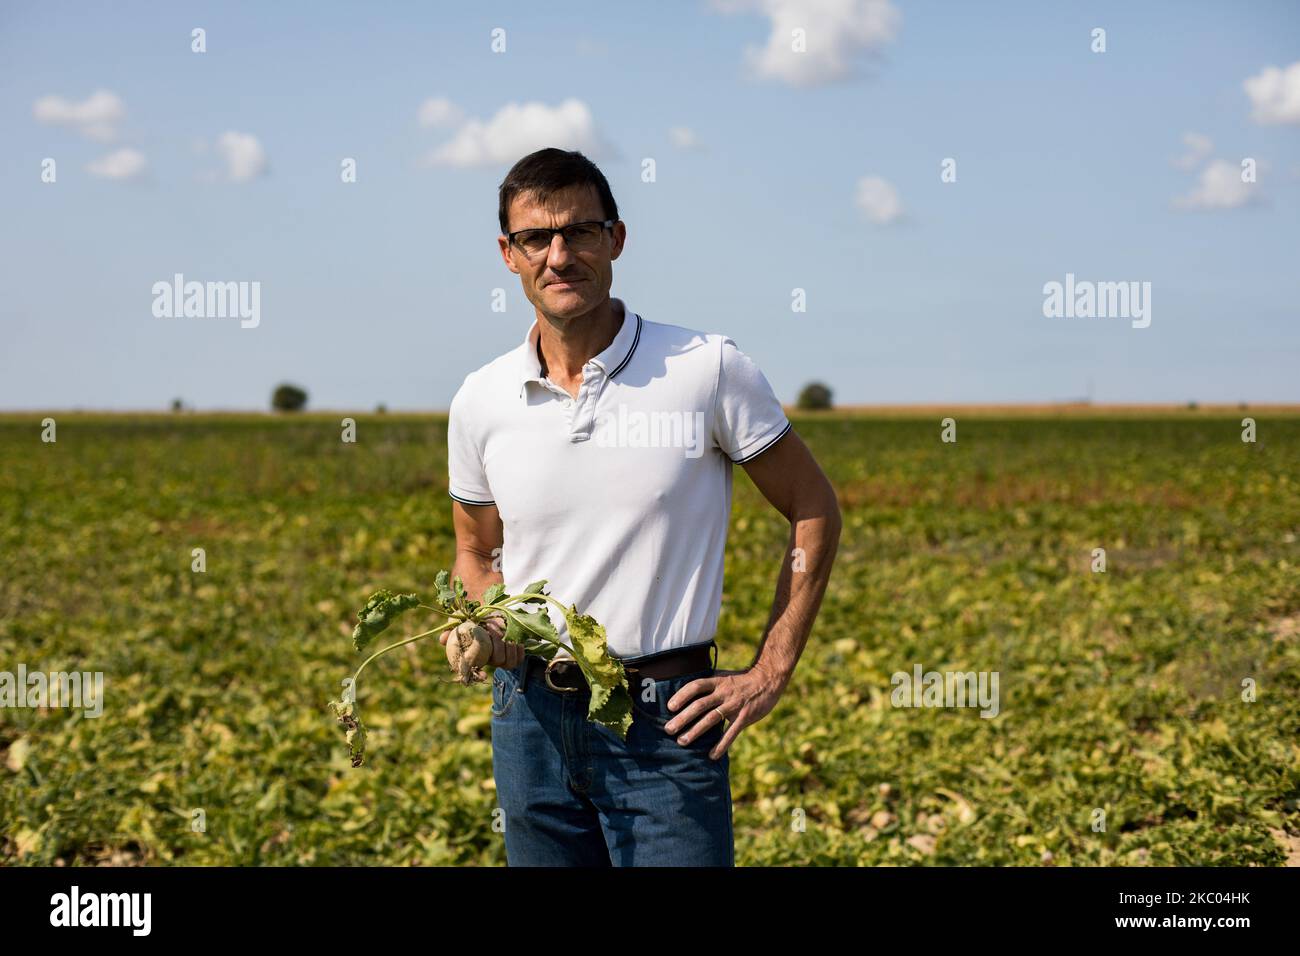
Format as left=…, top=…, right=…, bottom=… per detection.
left=439, top=613, right=524, bottom=669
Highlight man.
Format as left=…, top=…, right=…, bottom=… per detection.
left=445, top=147, right=841, bottom=866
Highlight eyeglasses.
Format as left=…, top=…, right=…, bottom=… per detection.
left=507, top=219, right=615, bottom=260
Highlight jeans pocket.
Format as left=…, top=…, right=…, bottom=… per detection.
left=490, top=666, right=518, bottom=719
left=630, top=667, right=715, bottom=727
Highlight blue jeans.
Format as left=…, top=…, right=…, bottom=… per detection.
left=489, top=645, right=734, bottom=866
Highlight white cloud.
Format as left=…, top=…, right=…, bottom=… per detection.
left=669, top=126, right=702, bottom=150
left=711, top=0, right=901, bottom=88
left=1172, top=132, right=1213, bottom=171
left=86, top=148, right=147, bottom=180
left=417, top=97, right=464, bottom=128
left=424, top=99, right=610, bottom=168
left=1173, top=159, right=1258, bottom=210
left=215, top=131, right=268, bottom=182
left=854, top=175, right=902, bottom=224
left=1244, top=61, right=1300, bottom=125
left=33, top=89, right=125, bottom=142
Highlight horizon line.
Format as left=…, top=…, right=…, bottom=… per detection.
left=4, top=401, right=1299, bottom=416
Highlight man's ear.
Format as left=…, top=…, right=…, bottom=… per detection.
left=498, top=237, right=520, bottom=274
left=608, top=222, right=627, bottom=261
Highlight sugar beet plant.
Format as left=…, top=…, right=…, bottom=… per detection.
left=329, top=571, right=632, bottom=766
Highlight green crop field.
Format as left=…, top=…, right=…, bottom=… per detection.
left=2, top=410, right=1298, bottom=866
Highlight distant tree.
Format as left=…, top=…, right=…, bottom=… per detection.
left=272, top=383, right=309, bottom=412
left=1186, top=400, right=1199, bottom=411
left=375, top=402, right=388, bottom=414
left=171, top=398, right=184, bottom=413
left=797, top=382, right=834, bottom=411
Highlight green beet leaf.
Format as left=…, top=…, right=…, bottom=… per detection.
left=352, top=589, right=421, bottom=652
left=504, top=606, right=559, bottom=646
left=434, top=570, right=456, bottom=609
left=564, top=605, right=632, bottom=739
left=517, top=580, right=548, bottom=605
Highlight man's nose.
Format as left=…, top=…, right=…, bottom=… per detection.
left=545, top=234, right=578, bottom=269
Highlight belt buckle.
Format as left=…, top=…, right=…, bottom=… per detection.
left=544, top=657, right=580, bottom=693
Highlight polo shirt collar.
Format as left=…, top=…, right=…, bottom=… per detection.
left=517, top=298, right=643, bottom=398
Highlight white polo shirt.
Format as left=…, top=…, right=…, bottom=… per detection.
left=447, top=298, right=791, bottom=660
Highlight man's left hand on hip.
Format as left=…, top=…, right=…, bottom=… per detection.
left=664, top=666, right=785, bottom=760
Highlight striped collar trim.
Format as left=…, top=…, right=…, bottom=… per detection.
left=517, top=300, right=642, bottom=396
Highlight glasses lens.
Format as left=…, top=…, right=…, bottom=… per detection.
left=562, top=223, right=603, bottom=249
left=515, top=230, right=551, bottom=257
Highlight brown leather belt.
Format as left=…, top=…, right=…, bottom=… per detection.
left=525, top=640, right=716, bottom=693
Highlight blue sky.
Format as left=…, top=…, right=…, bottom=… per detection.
left=1, top=0, right=1297, bottom=410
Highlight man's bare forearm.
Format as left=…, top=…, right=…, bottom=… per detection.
left=750, top=490, right=841, bottom=689
left=452, top=546, right=503, bottom=602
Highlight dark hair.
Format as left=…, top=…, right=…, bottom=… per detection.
left=498, top=148, right=619, bottom=236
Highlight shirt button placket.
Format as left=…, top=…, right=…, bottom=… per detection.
left=571, top=369, right=601, bottom=440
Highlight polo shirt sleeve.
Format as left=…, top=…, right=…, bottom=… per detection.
left=447, top=377, right=495, bottom=506
left=713, top=336, right=792, bottom=463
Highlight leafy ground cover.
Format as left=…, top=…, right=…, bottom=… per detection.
left=1, top=410, right=1297, bottom=865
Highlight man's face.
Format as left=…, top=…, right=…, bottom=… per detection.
left=498, top=184, right=626, bottom=323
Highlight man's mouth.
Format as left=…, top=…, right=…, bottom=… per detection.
left=548, top=277, right=586, bottom=288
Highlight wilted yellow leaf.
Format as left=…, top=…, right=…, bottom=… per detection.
left=6, top=737, right=31, bottom=772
